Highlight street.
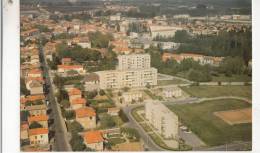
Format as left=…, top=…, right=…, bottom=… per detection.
left=39, top=44, right=72, bottom=151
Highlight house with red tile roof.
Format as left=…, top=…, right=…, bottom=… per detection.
left=70, top=98, right=87, bottom=110
left=28, top=128, right=49, bottom=146
left=61, top=58, right=72, bottom=65
left=57, top=64, right=86, bottom=76
left=68, top=88, right=82, bottom=102
left=28, top=115, right=48, bottom=128
left=27, top=69, right=42, bottom=78
left=83, top=130, right=104, bottom=151
left=75, top=107, right=96, bottom=129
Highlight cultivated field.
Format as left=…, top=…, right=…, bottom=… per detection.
left=167, top=99, right=252, bottom=146
left=214, top=108, right=252, bottom=125
left=180, top=85, right=252, bottom=99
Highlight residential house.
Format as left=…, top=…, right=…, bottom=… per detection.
left=83, top=130, right=104, bottom=151
left=75, top=107, right=96, bottom=129
left=83, top=73, right=100, bottom=91
left=26, top=104, right=47, bottom=116
left=61, top=58, right=72, bottom=65
left=28, top=128, right=49, bottom=146
left=70, top=98, right=87, bottom=110
left=68, top=88, right=82, bottom=102
left=28, top=115, right=49, bottom=128
left=57, top=65, right=85, bottom=76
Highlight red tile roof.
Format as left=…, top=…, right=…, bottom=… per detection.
left=70, top=98, right=87, bottom=105
left=75, top=107, right=96, bottom=118
left=28, top=115, right=48, bottom=123
left=29, top=128, right=48, bottom=136
left=84, top=130, right=104, bottom=144
left=68, top=88, right=82, bottom=96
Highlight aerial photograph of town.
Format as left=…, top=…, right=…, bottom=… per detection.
left=19, top=0, right=252, bottom=151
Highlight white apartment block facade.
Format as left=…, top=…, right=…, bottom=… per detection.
left=95, top=53, right=158, bottom=89
left=117, top=54, right=151, bottom=70
left=95, top=68, right=157, bottom=89
left=145, top=101, right=178, bottom=139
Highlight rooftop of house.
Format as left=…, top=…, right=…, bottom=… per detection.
left=75, top=107, right=96, bottom=118
left=84, top=130, right=104, bottom=144
left=28, top=115, right=48, bottom=123
left=28, top=128, right=48, bottom=136
left=68, top=88, right=82, bottom=96
left=20, top=95, right=45, bottom=104
left=70, top=98, right=87, bottom=105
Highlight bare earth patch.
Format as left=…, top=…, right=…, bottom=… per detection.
left=214, top=108, right=252, bottom=125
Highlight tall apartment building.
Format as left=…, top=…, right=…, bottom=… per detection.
left=145, top=101, right=179, bottom=140
left=95, top=54, right=157, bottom=89
left=117, top=54, right=151, bottom=70
left=95, top=68, right=157, bottom=89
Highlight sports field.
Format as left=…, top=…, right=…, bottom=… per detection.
left=167, top=99, right=252, bottom=146
left=214, top=108, right=252, bottom=125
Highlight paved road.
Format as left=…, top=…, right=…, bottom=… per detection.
left=122, top=106, right=166, bottom=151
left=39, top=44, right=72, bottom=151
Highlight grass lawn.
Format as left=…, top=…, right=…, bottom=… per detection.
left=140, top=123, right=153, bottom=132
left=131, top=107, right=144, bottom=122
left=212, top=74, right=252, bottom=82
left=112, top=116, right=124, bottom=126
left=158, top=79, right=189, bottom=86
left=167, top=99, right=252, bottom=146
left=180, top=85, right=252, bottom=99
left=108, top=138, right=126, bottom=145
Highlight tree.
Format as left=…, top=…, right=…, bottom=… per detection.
left=100, top=114, right=116, bottom=129
left=99, top=89, right=105, bottom=96
left=21, top=110, right=30, bottom=122
left=29, top=121, right=43, bottom=129
left=63, top=110, right=75, bottom=120
left=219, top=56, right=245, bottom=75
left=69, top=121, right=84, bottom=134
left=70, top=133, right=86, bottom=151
left=118, top=109, right=129, bottom=122
left=20, top=77, right=30, bottom=96
left=85, top=90, right=98, bottom=99
left=60, top=99, right=70, bottom=108
left=88, top=31, right=113, bottom=48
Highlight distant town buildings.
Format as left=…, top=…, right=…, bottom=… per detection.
left=149, top=25, right=183, bottom=39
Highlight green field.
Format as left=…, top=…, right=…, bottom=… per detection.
left=167, top=99, right=252, bottom=146
left=181, top=85, right=252, bottom=99
left=212, top=74, right=252, bottom=82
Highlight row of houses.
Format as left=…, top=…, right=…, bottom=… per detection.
left=162, top=52, right=224, bottom=66
left=20, top=43, right=50, bottom=151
